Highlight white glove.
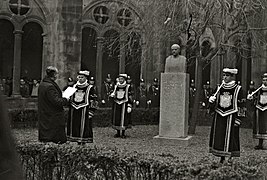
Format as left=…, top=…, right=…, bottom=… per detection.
left=127, top=107, right=132, bottom=113
left=101, top=100, right=105, bottom=104
left=247, top=94, right=253, bottom=100
left=136, top=101, right=139, bottom=106
left=110, top=93, right=115, bottom=98
left=202, top=102, right=206, bottom=107
left=209, top=96, right=216, bottom=103
left=147, top=100, right=151, bottom=104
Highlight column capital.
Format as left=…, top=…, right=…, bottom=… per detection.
left=96, top=37, right=104, bottom=42
left=13, top=30, right=23, bottom=34
left=42, top=32, right=48, bottom=37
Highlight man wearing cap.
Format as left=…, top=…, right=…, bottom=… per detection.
left=148, top=78, right=160, bottom=108
left=63, top=77, right=75, bottom=91
left=67, top=70, right=98, bottom=144
left=101, top=74, right=114, bottom=107
left=110, top=74, right=133, bottom=138
left=208, top=68, right=244, bottom=163
left=202, top=81, right=214, bottom=115
left=164, top=44, right=187, bottom=73
left=136, top=78, right=148, bottom=108
left=247, top=73, right=267, bottom=150
left=246, top=81, right=256, bottom=127
left=38, top=66, right=69, bottom=144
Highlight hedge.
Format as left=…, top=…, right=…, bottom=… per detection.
left=8, top=108, right=160, bottom=128
left=17, top=142, right=266, bottom=180
left=9, top=108, right=253, bottom=129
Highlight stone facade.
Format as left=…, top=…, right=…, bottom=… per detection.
left=0, top=0, right=267, bottom=99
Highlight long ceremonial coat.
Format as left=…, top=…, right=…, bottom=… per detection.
left=209, top=82, right=244, bottom=157
left=111, top=83, right=133, bottom=130
left=253, top=87, right=267, bottom=139
left=67, top=83, right=98, bottom=143
left=38, top=77, right=69, bottom=143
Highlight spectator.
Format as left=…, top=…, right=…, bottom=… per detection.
left=20, top=78, right=30, bottom=97
left=63, top=77, right=75, bottom=91
left=101, top=74, right=114, bottom=107
left=31, top=79, right=40, bottom=97
left=147, top=78, right=160, bottom=108
left=136, top=78, right=148, bottom=108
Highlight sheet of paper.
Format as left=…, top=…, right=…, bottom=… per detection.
left=62, top=87, right=77, bottom=99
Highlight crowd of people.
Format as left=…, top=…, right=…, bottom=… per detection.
left=0, top=77, right=40, bottom=98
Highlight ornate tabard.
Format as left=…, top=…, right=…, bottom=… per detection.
left=215, top=83, right=241, bottom=117
left=256, top=88, right=267, bottom=111
left=71, top=84, right=92, bottom=109
left=114, top=84, right=130, bottom=105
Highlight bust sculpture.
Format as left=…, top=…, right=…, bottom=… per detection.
left=164, top=44, right=187, bottom=73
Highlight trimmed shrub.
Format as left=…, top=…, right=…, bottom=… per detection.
left=17, top=142, right=266, bottom=180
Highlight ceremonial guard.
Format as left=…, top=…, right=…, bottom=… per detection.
left=136, top=79, right=148, bottom=108
left=147, top=78, right=160, bottom=108
left=101, top=74, right=114, bottom=107
left=67, top=70, right=98, bottom=144
left=110, top=74, right=133, bottom=138
left=247, top=73, right=267, bottom=150
left=209, top=68, right=244, bottom=163
left=246, top=81, right=256, bottom=127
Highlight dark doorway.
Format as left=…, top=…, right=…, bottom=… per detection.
left=0, top=19, right=14, bottom=79
left=103, top=30, right=120, bottom=82
left=81, top=27, right=97, bottom=77
left=21, top=22, right=43, bottom=81
left=125, top=32, right=141, bottom=86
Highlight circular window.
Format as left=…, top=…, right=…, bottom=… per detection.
left=93, top=6, right=109, bottom=24
left=9, top=0, right=30, bottom=15
left=117, top=9, right=132, bottom=27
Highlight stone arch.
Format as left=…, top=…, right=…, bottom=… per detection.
left=81, top=27, right=98, bottom=77
left=0, top=13, right=20, bottom=30
left=82, top=21, right=101, bottom=37
left=21, top=16, right=47, bottom=34
left=0, top=19, right=14, bottom=80
left=21, top=22, right=43, bottom=81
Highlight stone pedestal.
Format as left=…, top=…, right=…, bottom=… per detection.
left=154, top=73, right=191, bottom=144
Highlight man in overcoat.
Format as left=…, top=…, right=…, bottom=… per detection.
left=38, top=66, right=69, bottom=144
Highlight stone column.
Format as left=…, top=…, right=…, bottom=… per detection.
left=96, top=37, right=104, bottom=98
left=41, top=33, right=48, bottom=79
left=12, top=30, right=23, bottom=97
left=119, top=35, right=126, bottom=73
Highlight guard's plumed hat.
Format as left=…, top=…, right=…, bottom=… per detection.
left=78, top=70, right=90, bottom=77
left=262, top=73, right=267, bottom=78
left=118, top=74, right=128, bottom=79
left=171, top=44, right=180, bottom=49
left=223, top=68, right=238, bottom=75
